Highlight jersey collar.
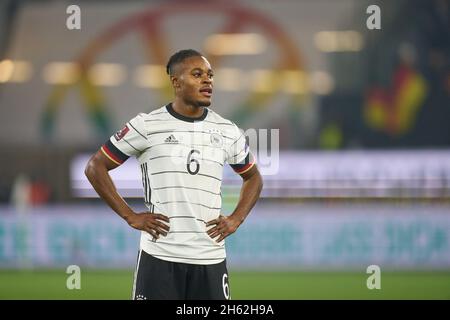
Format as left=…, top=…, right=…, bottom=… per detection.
left=166, top=103, right=208, bottom=122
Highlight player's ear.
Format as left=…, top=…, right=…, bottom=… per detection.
left=171, top=75, right=180, bottom=89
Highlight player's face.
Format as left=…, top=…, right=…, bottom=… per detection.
left=175, top=56, right=214, bottom=107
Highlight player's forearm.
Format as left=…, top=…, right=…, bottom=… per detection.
left=230, top=168, right=263, bottom=224
left=85, top=161, right=135, bottom=222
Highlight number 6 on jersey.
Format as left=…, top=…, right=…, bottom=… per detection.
left=186, top=149, right=200, bottom=175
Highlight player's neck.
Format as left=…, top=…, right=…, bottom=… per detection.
left=172, top=99, right=205, bottom=119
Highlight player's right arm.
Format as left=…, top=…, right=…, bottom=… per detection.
left=84, top=116, right=169, bottom=240
left=84, top=150, right=168, bottom=239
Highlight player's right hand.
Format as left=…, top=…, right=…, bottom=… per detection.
left=126, top=212, right=170, bottom=239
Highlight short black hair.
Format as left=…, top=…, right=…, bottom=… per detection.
left=166, top=49, right=203, bottom=75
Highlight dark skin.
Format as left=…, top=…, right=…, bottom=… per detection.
left=85, top=55, right=263, bottom=242
left=206, top=165, right=262, bottom=242
left=170, top=55, right=215, bottom=116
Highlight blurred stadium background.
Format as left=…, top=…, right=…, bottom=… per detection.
left=0, top=0, right=450, bottom=299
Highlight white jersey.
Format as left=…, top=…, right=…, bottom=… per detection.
left=101, top=103, right=255, bottom=264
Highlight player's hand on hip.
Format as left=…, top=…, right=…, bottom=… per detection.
left=206, top=214, right=240, bottom=242
left=126, top=212, right=170, bottom=240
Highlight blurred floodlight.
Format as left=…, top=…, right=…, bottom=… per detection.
left=0, top=60, right=33, bottom=83
left=205, top=33, right=267, bottom=55
left=88, top=63, right=126, bottom=86
left=310, top=71, right=335, bottom=95
left=282, top=70, right=308, bottom=94
left=10, top=61, right=33, bottom=82
left=43, top=62, right=80, bottom=84
left=249, top=69, right=275, bottom=93
left=0, top=59, right=15, bottom=83
left=314, top=31, right=364, bottom=52
left=215, top=68, right=243, bottom=91
left=134, top=65, right=167, bottom=88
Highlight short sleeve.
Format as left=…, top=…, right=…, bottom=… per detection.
left=225, top=124, right=256, bottom=174
left=101, top=114, right=148, bottom=165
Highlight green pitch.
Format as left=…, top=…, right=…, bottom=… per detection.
left=0, top=270, right=449, bottom=299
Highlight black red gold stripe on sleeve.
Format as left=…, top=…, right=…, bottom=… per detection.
left=230, top=152, right=256, bottom=174
left=101, top=140, right=129, bottom=165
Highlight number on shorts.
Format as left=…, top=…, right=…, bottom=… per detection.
left=222, top=273, right=230, bottom=299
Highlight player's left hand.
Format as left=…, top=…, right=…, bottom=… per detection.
left=206, top=215, right=241, bottom=242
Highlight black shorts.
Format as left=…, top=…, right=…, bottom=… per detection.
left=132, top=250, right=230, bottom=300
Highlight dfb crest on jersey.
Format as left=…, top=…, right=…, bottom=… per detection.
left=114, top=125, right=129, bottom=141
left=209, top=130, right=223, bottom=147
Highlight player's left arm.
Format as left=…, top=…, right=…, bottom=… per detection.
left=207, top=164, right=263, bottom=242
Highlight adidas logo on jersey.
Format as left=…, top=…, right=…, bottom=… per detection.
left=165, top=134, right=179, bottom=143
